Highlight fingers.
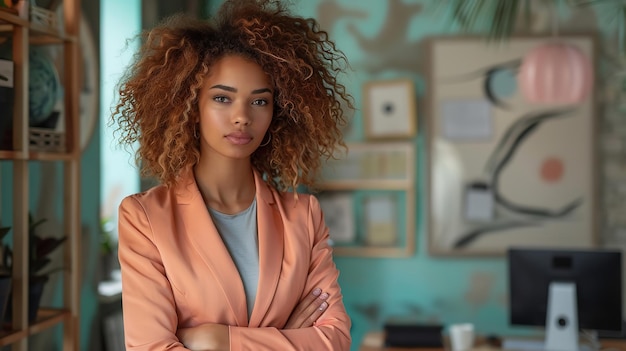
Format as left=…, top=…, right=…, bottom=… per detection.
left=284, top=287, right=330, bottom=329
left=296, top=290, right=329, bottom=328
left=300, top=293, right=329, bottom=328
left=291, top=288, right=322, bottom=317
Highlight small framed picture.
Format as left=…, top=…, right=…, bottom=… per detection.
left=362, top=79, right=417, bottom=140
left=318, top=191, right=356, bottom=245
left=363, top=193, right=398, bottom=247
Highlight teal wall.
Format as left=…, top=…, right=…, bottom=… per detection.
left=99, top=0, right=141, bottom=244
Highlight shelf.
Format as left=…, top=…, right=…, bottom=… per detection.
left=0, top=8, right=76, bottom=44
left=0, top=10, right=27, bottom=27
left=0, top=150, right=75, bottom=161
left=0, top=151, right=24, bottom=160
left=29, top=31, right=76, bottom=45
left=28, top=308, right=70, bottom=335
left=333, top=246, right=413, bottom=257
left=0, top=308, right=69, bottom=346
left=0, top=330, right=25, bottom=347
left=317, top=179, right=413, bottom=191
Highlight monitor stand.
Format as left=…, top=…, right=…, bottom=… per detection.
left=545, top=282, right=579, bottom=351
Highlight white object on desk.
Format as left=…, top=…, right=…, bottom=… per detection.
left=98, top=269, right=123, bottom=303
left=450, top=323, right=475, bottom=351
left=362, top=331, right=385, bottom=348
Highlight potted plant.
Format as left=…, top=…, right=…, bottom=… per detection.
left=4, top=214, right=67, bottom=322
left=0, top=226, right=11, bottom=322
left=100, top=217, right=117, bottom=281
left=0, top=226, right=11, bottom=273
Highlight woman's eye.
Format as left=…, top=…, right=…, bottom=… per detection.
left=252, top=99, right=268, bottom=106
left=213, top=96, right=229, bottom=103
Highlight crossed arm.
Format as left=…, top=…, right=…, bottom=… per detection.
left=177, top=287, right=331, bottom=350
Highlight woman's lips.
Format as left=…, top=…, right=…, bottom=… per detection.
left=226, top=132, right=253, bottom=145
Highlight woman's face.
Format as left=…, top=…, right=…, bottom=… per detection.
left=197, top=54, right=274, bottom=162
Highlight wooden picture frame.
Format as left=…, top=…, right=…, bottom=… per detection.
left=318, top=191, right=356, bottom=245
left=317, top=142, right=416, bottom=257
left=363, top=79, right=417, bottom=140
left=425, top=35, right=599, bottom=256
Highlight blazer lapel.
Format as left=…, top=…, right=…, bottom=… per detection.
left=249, top=171, right=284, bottom=327
left=174, top=173, right=248, bottom=326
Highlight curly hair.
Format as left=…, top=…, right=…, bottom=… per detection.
left=112, top=0, right=353, bottom=191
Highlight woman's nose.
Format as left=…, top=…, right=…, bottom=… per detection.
left=233, top=104, right=251, bottom=125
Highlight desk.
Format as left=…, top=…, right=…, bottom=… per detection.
left=359, top=331, right=626, bottom=351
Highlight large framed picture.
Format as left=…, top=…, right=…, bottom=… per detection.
left=363, top=79, right=417, bottom=140
left=426, top=35, right=598, bottom=256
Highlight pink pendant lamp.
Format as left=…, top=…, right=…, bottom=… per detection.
left=518, top=41, right=593, bottom=104
left=518, top=3, right=593, bottom=105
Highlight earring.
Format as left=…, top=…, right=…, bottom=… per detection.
left=193, top=127, right=199, bottom=139
left=260, top=133, right=272, bottom=147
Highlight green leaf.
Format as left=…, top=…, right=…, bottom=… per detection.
left=445, top=0, right=524, bottom=42
left=0, top=227, right=10, bottom=240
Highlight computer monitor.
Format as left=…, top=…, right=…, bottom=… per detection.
left=508, top=247, right=622, bottom=351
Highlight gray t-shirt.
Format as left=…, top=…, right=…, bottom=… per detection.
left=208, top=198, right=259, bottom=318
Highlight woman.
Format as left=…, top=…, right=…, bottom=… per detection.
left=112, top=0, right=354, bottom=350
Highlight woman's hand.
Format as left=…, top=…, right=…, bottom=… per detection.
left=284, top=287, right=329, bottom=329
left=177, top=323, right=229, bottom=351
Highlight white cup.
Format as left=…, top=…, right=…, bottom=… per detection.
left=449, top=323, right=475, bottom=351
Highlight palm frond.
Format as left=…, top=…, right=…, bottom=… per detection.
left=444, top=0, right=525, bottom=41
left=442, top=0, right=626, bottom=59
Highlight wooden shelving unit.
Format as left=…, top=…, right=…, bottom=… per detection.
left=317, top=142, right=416, bottom=258
left=0, top=1, right=81, bottom=350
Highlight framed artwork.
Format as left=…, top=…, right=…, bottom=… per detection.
left=362, top=193, right=398, bottom=247
left=317, top=142, right=416, bottom=257
left=363, top=79, right=417, bottom=140
left=425, top=35, right=598, bottom=256
left=318, top=191, right=356, bottom=244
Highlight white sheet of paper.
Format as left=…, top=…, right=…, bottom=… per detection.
left=441, top=99, right=492, bottom=141
left=464, top=182, right=495, bottom=221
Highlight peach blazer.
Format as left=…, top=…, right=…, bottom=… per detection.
left=118, top=170, right=351, bottom=350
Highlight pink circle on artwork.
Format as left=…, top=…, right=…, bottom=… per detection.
left=541, top=157, right=564, bottom=183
